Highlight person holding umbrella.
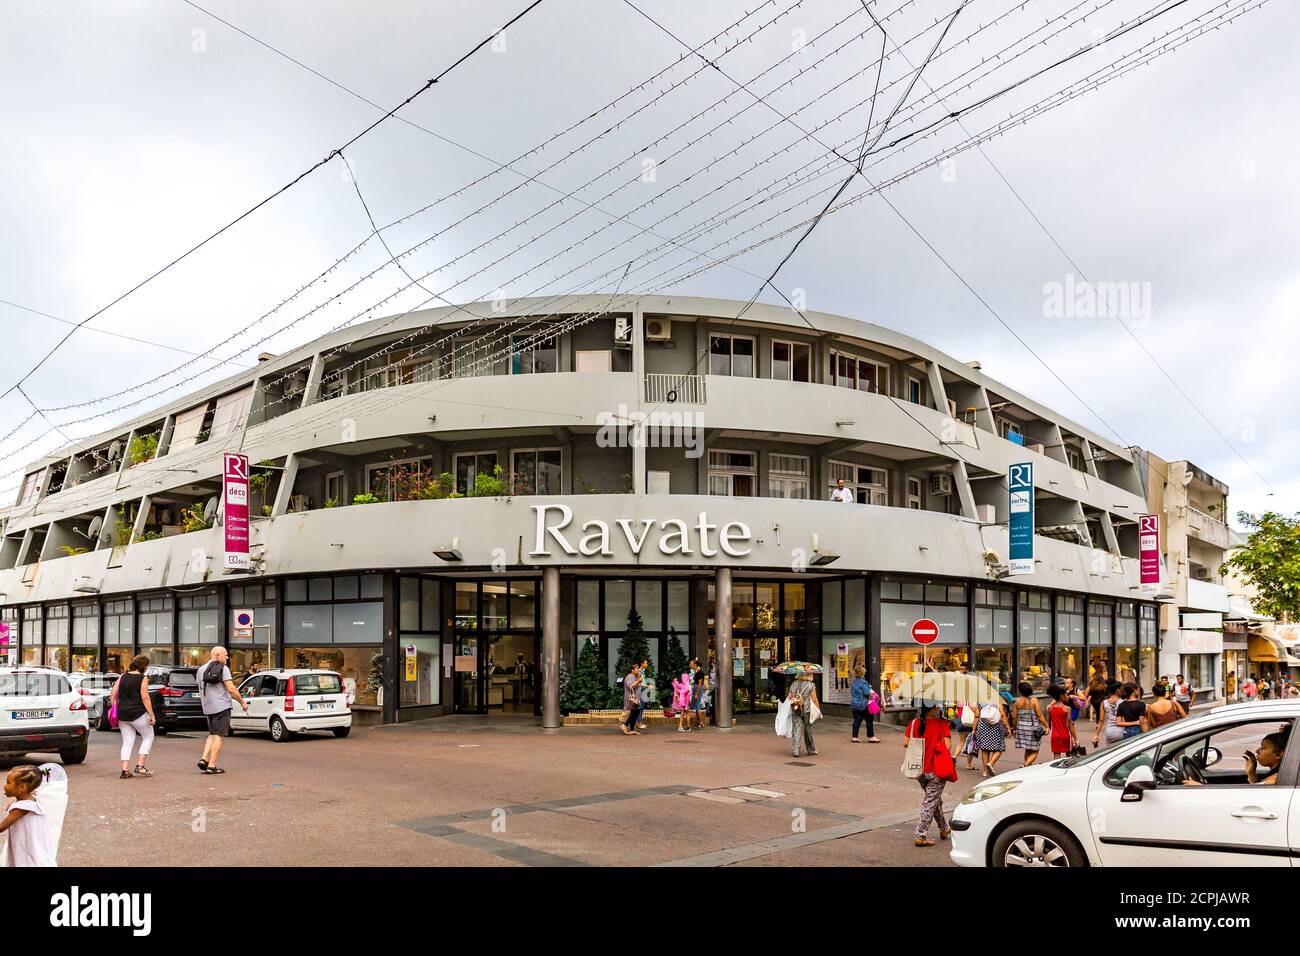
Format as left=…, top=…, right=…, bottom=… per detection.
left=775, top=661, right=822, bottom=758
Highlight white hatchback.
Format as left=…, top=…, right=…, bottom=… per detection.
left=230, top=669, right=353, bottom=742
left=950, top=699, right=1299, bottom=867
left=0, top=666, right=91, bottom=764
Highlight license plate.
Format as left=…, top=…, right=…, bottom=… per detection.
left=309, top=701, right=334, bottom=711
left=12, top=710, right=53, bottom=720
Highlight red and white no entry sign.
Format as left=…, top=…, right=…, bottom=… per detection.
left=911, top=618, right=939, bottom=645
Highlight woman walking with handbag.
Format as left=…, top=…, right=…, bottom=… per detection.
left=974, top=696, right=1011, bottom=777
left=904, top=703, right=959, bottom=847
left=110, top=655, right=156, bottom=779
left=1012, top=682, right=1049, bottom=766
left=848, top=666, right=880, bottom=743
left=1091, top=680, right=1125, bottom=749
left=786, top=674, right=820, bottom=758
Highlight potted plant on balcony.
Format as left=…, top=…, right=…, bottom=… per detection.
left=128, top=433, right=158, bottom=466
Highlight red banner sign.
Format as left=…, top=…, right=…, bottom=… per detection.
left=1139, top=513, right=1160, bottom=592
left=223, top=453, right=250, bottom=571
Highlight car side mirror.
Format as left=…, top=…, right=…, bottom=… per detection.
left=1122, top=764, right=1156, bottom=802
left=1203, top=746, right=1222, bottom=768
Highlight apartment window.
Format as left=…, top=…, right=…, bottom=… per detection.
left=768, top=454, right=809, bottom=499
left=365, top=457, right=433, bottom=502
left=1066, top=447, right=1082, bottom=471
left=511, top=448, right=562, bottom=495
left=830, top=351, right=888, bottom=394
left=169, top=402, right=210, bottom=451
left=325, top=471, right=346, bottom=507
left=771, top=341, right=811, bottom=382
left=709, top=335, right=754, bottom=377
left=708, top=450, right=756, bottom=497
left=511, top=335, right=558, bottom=374
left=907, top=477, right=923, bottom=509
left=574, top=350, right=611, bottom=372
left=453, top=452, right=499, bottom=494
left=907, top=376, right=923, bottom=405
left=364, top=348, right=434, bottom=389
left=827, top=461, right=888, bottom=505
left=17, top=470, right=44, bottom=506
left=998, top=418, right=1023, bottom=443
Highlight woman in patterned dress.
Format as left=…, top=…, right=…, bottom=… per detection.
left=1091, top=680, right=1126, bottom=749
left=974, top=695, right=1012, bottom=777
left=1012, top=681, right=1049, bottom=766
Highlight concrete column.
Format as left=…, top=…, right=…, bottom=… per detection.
left=951, top=459, right=979, bottom=520
left=300, top=353, right=325, bottom=409
left=631, top=302, right=646, bottom=495
left=542, top=565, right=561, bottom=729
left=924, top=360, right=949, bottom=415
left=714, top=567, right=733, bottom=729
left=156, top=413, right=176, bottom=458
left=271, top=454, right=301, bottom=516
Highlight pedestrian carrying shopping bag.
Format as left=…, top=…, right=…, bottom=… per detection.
left=960, top=705, right=976, bottom=729
left=775, top=700, right=793, bottom=738
left=867, top=691, right=881, bottom=716
left=808, top=699, right=823, bottom=724
left=901, top=729, right=925, bottom=779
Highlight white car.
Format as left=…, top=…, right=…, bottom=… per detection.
left=950, top=699, right=1299, bottom=867
left=230, top=668, right=352, bottom=742
left=0, top=666, right=91, bottom=764
left=67, top=672, right=119, bottom=731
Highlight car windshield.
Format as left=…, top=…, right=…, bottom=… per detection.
left=294, top=674, right=342, bottom=696
left=168, top=671, right=198, bottom=688
left=0, top=672, right=72, bottom=697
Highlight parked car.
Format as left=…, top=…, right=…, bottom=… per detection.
left=68, top=672, right=119, bottom=731
left=231, top=669, right=352, bottom=742
left=0, top=666, right=90, bottom=764
left=144, top=665, right=204, bottom=734
left=949, top=699, right=1299, bottom=867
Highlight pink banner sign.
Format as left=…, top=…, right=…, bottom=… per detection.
left=1138, top=513, right=1160, bottom=591
left=223, top=453, right=250, bottom=571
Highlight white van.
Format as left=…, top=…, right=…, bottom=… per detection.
left=230, top=669, right=352, bottom=742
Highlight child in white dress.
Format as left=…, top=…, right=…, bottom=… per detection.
left=0, top=765, right=57, bottom=866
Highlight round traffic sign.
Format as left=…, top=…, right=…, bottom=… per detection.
left=911, top=619, right=940, bottom=645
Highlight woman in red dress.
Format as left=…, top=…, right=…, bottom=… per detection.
left=1047, top=685, right=1078, bottom=758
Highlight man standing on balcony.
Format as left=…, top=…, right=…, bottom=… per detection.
left=831, top=479, right=853, bottom=503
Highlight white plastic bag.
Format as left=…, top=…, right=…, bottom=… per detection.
left=901, top=730, right=925, bottom=779
left=960, top=705, right=976, bottom=729
left=775, top=699, right=792, bottom=738
left=809, top=699, right=823, bottom=724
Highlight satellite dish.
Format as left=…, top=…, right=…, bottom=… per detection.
left=203, top=496, right=220, bottom=523
left=106, top=440, right=124, bottom=462
left=86, top=516, right=103, bottom=541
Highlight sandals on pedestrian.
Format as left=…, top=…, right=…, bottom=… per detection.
left=914, top=838, right=936, bottom=847
left=867, top=737, right=881, bottom=743
left=851, top=737, right=861, bottom=743
left=132, top=766, right=154, bottom=777
left=940, top=827, right=953, bottom=840
left=202, top=766, right=226, bottom=774
left=197, top=759, right=209, bottom=771
left=118, top=770, right=132, bottom=780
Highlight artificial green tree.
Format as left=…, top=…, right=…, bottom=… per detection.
left=659, top=627, right=689, bottom=707
left=608, top=608, right=652, bottom=710
left=562, top=637, right=608, bottom=713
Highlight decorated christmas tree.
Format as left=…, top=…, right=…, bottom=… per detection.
left=660, top=627, right=689, bottom=707
left=608, top=608, right=652, bottom=709
left=562, top=637, right=607, bottom=713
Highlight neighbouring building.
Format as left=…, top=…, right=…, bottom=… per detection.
left=0, top=295, right=1169, bottom=726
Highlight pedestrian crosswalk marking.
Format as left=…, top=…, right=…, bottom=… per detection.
left=730, top=786, right=785, bottom=798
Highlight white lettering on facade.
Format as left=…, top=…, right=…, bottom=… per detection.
left=719, top=521, right=752, bottom=557
left=657, top=518, right=691, bottom=556
left=530, top=506, right=751, bottom=560
left=530, top=504, right=577, bottom=556
left=578, top=521, right=612, bottom=556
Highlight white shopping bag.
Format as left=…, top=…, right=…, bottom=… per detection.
left=901, top=733, right=925, bottom=779
left=775, top=699, right=793, bottom=738
left=808, top=699, right=823, bottom=724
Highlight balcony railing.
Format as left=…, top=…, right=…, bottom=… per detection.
left=1187, top=507, right=1229, bottom=547
left=644, top=372, right=707, bottom=405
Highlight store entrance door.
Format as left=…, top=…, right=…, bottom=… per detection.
left=453, top=630, right=486, bottom=714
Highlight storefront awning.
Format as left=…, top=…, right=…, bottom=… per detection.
left=1249, top=634, right=1283, bottom=663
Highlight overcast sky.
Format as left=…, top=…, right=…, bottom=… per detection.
left=1, top=0, right=1295, bottom=519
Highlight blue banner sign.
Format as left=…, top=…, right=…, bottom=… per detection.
left=1008, top=462, right=1034, bottom=575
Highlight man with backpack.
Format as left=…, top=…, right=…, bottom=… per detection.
left=196, top=646, right=248, bottom=774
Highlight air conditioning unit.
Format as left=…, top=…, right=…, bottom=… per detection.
left=929, top=473, right=953, bottom=496
left=1193, top=566, right=1210, bottom=580
left=289, top=495, right=312, bottom=513
left=614, top=317, right=632, bottom=344
left=645, top=318, right=672, bottom=342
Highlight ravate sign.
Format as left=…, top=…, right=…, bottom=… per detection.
left=530, top=504, right=752, bottom=558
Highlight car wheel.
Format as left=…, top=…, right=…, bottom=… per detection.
left=991, top=819, right=1086, bottom=868
left=60, top=744, right=89, bottom=765
left=331, top=726, right=350, bottom=739
left=155, top=723, right=168, bottom=736
left=269, top=716, right=292, bottom=742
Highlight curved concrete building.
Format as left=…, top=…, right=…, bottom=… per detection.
left=0, top=295, right=1162, bottom=725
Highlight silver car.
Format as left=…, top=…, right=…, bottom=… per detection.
left=67, top=672, right=120, bottom=731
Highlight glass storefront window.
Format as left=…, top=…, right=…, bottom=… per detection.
left=1139, top=646, right=1157, bottom=691
left=1184, top=653, right=1216, bottom=691
left=1088, top=647, right=1112, bottom=685
left=287, top=646, right=382, bottom=706
left=21, top=646, right=39, bottom=665
left=975, top=647, right=1013, bottom=697
left=1056, top=645, right=1085, bottom=684
left=576, top=581, right=599, bottom=632
left=512, top=581, right=537, bottom=630
left=228, top=646, right=272, bottom=679
left=103, top=646, right=132, bottom=674
left=400, top=636, right=441, bottom=706
left=71, top=647, right=98, bottom=672
left=140, top=645, right=175, bottom=666
left=731, top=583, right=754, bottom=631
left=1019, top=645, right=1053, bottom=694
left=605, top=580, right=631, bottom=631
left=1115, top=647, right=1138, bottom=686
left=482, top=582, right=508, bottom=630
left=455, top=582, right=477, bottom=628
left=823, top=581, right=842, bottom=632
left=882, top=645, right=970, bottom=707
left=667, top=581, right=690, bottom=631
left=45, top=647, right=69, bottom=670
left=754, top=583, right=777, bottom=631
left=783, top=583, right=805, bottom=631
left=822, top=636, right=866, bottom=705
left=635, top=580, right=660, bottom=632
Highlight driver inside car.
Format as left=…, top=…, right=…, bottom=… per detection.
left=1182, top=727, right=1288, bottom=786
